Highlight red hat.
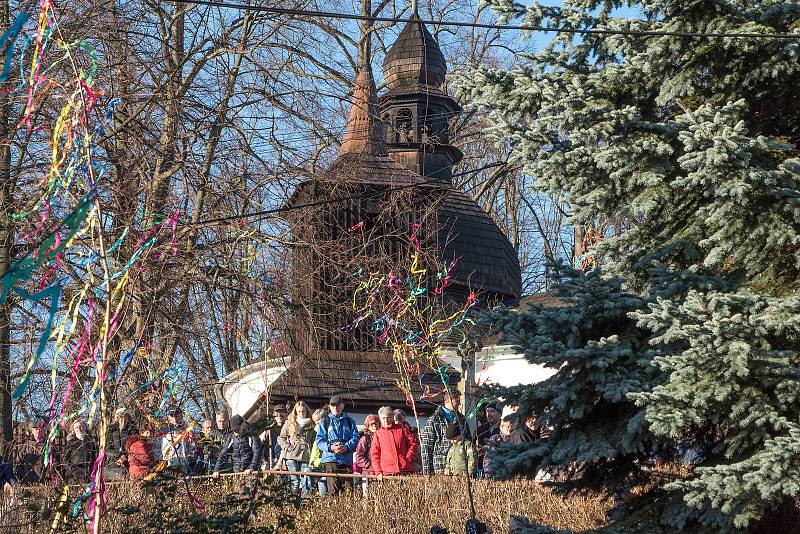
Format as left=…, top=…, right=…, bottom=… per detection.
left=364, top=415, right=379, bottom=429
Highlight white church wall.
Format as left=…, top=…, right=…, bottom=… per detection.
left=475, top=345, right=558, bottom=388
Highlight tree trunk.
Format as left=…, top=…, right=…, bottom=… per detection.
left=0, top=0, right=15, bottom=451
left=133, top=1, right=185, bottom=346
left=573, top=224, right=585, bottom=264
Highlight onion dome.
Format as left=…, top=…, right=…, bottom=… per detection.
left=382, top=15, right=447, bottom=89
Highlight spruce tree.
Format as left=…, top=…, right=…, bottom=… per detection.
left=455, top=0, right=800, bottom=529
left=482, top=267, right=661, bottom=488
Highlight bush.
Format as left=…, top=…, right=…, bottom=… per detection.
left=0, top=475, right=609, bottom=533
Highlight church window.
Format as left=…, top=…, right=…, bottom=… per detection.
left=395, top=108, right=413, bottom=143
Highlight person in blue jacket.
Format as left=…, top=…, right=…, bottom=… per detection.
left=1, top=455, right=18, bottom=495
left=315, top=395, right=359, bottom=495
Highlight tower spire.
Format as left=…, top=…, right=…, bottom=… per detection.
left=379, top=17, right=461, bottom=181
left=339, top=65, right=387, bottom=157
left=339, top=0, right=386, bottom=157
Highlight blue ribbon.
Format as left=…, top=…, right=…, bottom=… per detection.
left=0, top=12, right=29, bottom=83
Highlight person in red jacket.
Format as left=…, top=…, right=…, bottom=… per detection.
left=124, top=426, right=155, bottom=479
left=393, top=408, right=421, bottom=472
left=370, top=406, right=417, bottom=479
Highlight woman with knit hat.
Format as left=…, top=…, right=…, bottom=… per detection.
left=354, top=414, right=379, bottom=495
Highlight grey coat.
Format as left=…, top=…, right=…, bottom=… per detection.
left=277, top=419, right=315, bottom=463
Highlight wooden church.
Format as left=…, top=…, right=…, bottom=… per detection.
left=221, top=16, right=521, bottom=422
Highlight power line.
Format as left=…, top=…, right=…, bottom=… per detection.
left=240, top=106, right=467, bottom=149
left=5, top=114, right=503, bottom=280
left=190, top=167, right=473, bottom=227
left=0, top=171, right=464, bottom=279
left=169, top=0, right=800, bottom=40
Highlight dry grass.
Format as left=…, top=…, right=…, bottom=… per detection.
left=0, top=476, right=611, bottom=533
left=292, top=478, right=609, bottom=533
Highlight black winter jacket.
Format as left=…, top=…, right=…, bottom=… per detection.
left=510, top=426, right=538, bottom=445
left=109, top=424, right=136, bottom=461
left=14, top=439, right=44, bottom=483
left=0, top=457, right=17, bottom=486
left=63, top=436, right=98, bottom=483
left=214, top=431, right=263, bottom=472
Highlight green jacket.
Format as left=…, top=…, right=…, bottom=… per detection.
left=309, top=442, right=322, bottom=468
left=444, top=439, right=476, bottom=476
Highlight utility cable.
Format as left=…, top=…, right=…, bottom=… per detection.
left=0, top=167, right=482, bottom=280
left=167, top=0, right=800, bottom=40
left=189, top=167, right=473, bottom=227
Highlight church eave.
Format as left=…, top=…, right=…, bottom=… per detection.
left=379, top=88, right=461, bottom=113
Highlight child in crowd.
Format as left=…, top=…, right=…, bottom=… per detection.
left=304, top=408, right=328, bottom=496
left=443, top=423, right=476, bottom=477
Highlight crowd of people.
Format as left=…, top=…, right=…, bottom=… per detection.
left=0, top=390, right=542, bottom=498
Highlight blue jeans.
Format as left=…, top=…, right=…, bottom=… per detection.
left=285, top=460, right=307, bottom=493
left=302, top=465, right=326, bottom=496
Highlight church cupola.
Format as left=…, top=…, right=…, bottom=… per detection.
left=383, top=14, right=447, bottom=90
left=380, top=16, right=463, bottom=183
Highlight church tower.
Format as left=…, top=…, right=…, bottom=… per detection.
left=265, top=15, right=521, bottom=417
left=379, top=15, right=463, bottom=183
left=273, top=54, right=456, bottom=414
left=381, top=18, right=522, bottom=303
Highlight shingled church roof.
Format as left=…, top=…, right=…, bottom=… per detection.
left=266, top=349, right=460, bottom=414
left=338, top=66, right=387, bottom=157
left=383, top=15, right=447, bottom=90
left=439, top=189, right=523, bottom=301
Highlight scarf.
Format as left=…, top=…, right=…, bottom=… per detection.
left=296, top=416, right=311, bottom=428
left=442, top=406, right=456, bottom=423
